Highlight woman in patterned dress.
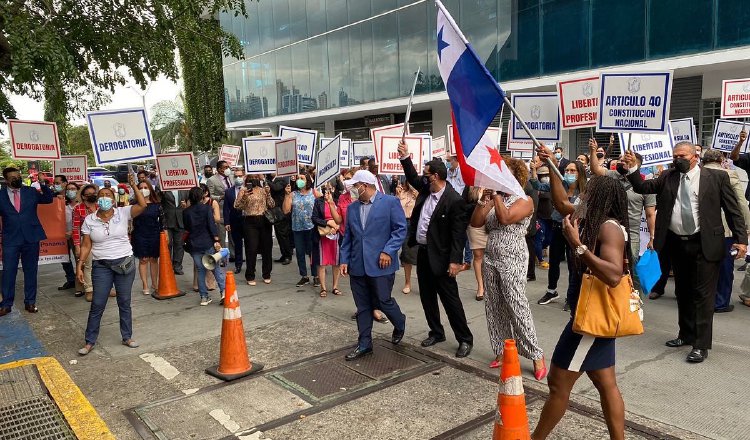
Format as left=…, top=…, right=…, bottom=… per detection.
left=470, top=157, right=546, bottom=379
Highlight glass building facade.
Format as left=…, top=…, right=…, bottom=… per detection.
left=221, top=0, right=750, bottom=124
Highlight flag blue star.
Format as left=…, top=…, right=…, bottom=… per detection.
left=437, top=27, right=450, bottom=62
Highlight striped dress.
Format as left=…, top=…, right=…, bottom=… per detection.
left=483, top=196, right=544, bottom=360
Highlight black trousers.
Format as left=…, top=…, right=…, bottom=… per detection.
left=668, top=232, right=720, bottom=350
left=274, top=214, right=294, bottom=259
left=243, top=216, right=273, bottom=281
left=416, top=247, right=473, bottom=344
left=166, top=227, right=185, bottom=271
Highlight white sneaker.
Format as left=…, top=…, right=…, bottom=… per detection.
left=200, top=298, right=213, bottom=306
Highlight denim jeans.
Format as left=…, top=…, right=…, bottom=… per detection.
left=463, top=239, right=472, bottom=264
left=191, top=249, right=226, bottom=299
left=293, top=228, right=316, bottom=277
left=84, top=258, right=136, bottom=345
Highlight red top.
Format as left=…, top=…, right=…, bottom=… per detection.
left=72, top=202, right=97, bottom=246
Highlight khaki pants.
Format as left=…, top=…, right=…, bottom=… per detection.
left=76, top=253, right=94, bottom=293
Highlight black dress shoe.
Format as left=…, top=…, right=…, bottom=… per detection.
left=455, top=342, right=473, bottom=358
left=234, top=266, right=242, bottom=274
left=345, top=347, right=373, bottom=361
left=274, top=257, right=286, bottom=263
left=282, top=258, right=291, bottom=265
left=421, top=336, right=446, bottom=347
left=173, top=269, right=184, bottom=275
left=0, top=307, right=11, bottom=317
left=715, top=305, right=735, bottom=313
left=58, top=281, right=75, bottom=290
left=24, top=304, right=38, bottom=313
left=665, top=338, right=688, bottom=347
left=392, top=329, right=405, bottom=345
left=686, top=348, right=708, bottom=363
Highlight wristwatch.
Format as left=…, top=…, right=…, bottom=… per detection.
left=575, top=244, right=588, bottom=256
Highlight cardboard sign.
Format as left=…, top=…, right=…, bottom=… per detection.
left=557, top=76, right=600, bottom=129
left=447, top=125, right=501, bottom=156
left=86, top=108, right=155, bottom=165
left=598, top=71, right=673, bottom=133
left=155, top=152, right=198, bottom=190
left=351, top=141, right=376, bottom=166
left=279, top=126, right=317, bottom=166
left=711, top=119, right=750, bottom=152
left=7, top=120, right=61, bottom=160
left=432, top=136, right=447, bottom=158
left=669, top=118, right=696, bottom=145
left=371, top=123, right=405, bottom=163
left=53, top=156, right=87, bottom=182
left=510, top=92, right=561, bottom=142
left=618, top=130, right=674, bottom=167
left=721, top=78, right=750, bottom=118
left=0, top=199, right=71, bottom=268
left=275, top=138, right=298, bottom=178
left=321, top=137, right=352, bottom=168
left=411, top=132, right=433, bottom=163
left=316, top=135, right=341, bottom=187
left=243, top=137, right=280, bottom=174
left=219, top=144, right=242, bottom=167
left=379, top=136, right=423, bottom=176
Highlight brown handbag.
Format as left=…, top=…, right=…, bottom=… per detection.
left=572, top=240, right=644, bottom=338
left=317, top=225, right=334, bottom=236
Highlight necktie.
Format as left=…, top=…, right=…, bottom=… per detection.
left=13, top=190, right=20, bottom=212
left=224, top=176, right=230, bottom=189
left=679, top=174, right=696, bottom=234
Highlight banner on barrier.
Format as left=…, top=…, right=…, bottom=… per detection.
left=8, top=120, right=61, bottom=160
left=86, top=108, right=155, bottom=165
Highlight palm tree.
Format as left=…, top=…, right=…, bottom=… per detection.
left=150, top=94, right=192, bottom=152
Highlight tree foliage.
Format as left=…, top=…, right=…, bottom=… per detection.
left=65, top=125, right=95, bottom=165
left=150, top=96, right=192, bottom=151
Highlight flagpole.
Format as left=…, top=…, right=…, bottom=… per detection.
left=502, top=95, right=565, bottom=181
left=402, top=67, right=422, bottom=139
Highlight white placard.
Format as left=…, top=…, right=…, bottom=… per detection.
left=155, top=152, right=198, bottom=190
left=86, top=108, right=155, bottom=165
left=379, top=136, right=423, bottom=176
left=243, top=137, right=280, bottom=174
left=371, top=123, right=405, bottom=163
left=447, top=124, right=456, bottom=156
left=279, top=126, right=318, bottom=166
left=351, top=141, right=376, bottom=166
left=557, top=76, right=599, bottom=129
left=219, top=144, right=242, bottom=167
left=316, top=135, right=341, bottom=187
left=510, top=92, right=561, bottom=142
left=619, top=130, right=674, bottom=167
left=432, top=136, right=447, bottom=158
left=721, top=78, right=750, bottom=119
left=8, top=120, right=61, bottom=160
left=53, top=156, right=87, bottom=182
left=321, top=137, right=352, bottom=168
left=711, top=119, right=750, bottom=152
left=669, top=118, right=696, bottom=145
left=411, top=132, right=433, bottom=163
left=275, top=138, right=298, bottom=178
left=598, top=71, right=673, bottom=133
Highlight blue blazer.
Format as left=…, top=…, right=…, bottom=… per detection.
left=223, top=186, right=244, bottom=227
left=340, top=192, right=407, bottom=277
left=0, top=185, right=54, bottom=245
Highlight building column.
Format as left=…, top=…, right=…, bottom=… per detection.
left=324, top=120, right=335, bottom=137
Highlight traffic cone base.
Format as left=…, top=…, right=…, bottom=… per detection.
left=205, top=362, right=264, bottom=381
left=152, top=231, right=186, bottom=300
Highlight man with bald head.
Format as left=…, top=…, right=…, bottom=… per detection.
left=622, top=142, right=748, bottom=363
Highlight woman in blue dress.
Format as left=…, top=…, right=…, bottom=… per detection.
left=131, top=180, right=163, bottom=295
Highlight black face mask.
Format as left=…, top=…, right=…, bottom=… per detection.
left=8, top=178, right=21, bottom=189
left=421, top=175, right=431, bottom=188
left=85, top=194, right=97, bottom=203
left=673, top=158, right=691, bottom=174
left=615, top=163, right=628, bottom=175
left=205, top=172, right=213, bottom=178
left=596, top=153, right=605, bottom=159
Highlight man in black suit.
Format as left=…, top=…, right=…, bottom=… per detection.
left=161, top=189, right=189, bottom=275
left=268, top=174, right=293, bottom=264
left=223, top=173, right=246, bottom=274
left=398, top=141, right=473, bottom=358
left=553, top=146, right=570, bottom=176
left=623, top=142, right=747, bottom=363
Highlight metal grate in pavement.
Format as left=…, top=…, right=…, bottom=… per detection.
left=278, top=359, right=371, bottom=400
left=0, top=396, right=77, bottom=440
left=345, top=348, right=423, bottom=379
left=0, top=364, right=46, bottom=404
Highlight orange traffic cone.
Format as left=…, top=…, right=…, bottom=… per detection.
left=152, top=231, right=186, bottom=300
left=205, top=271, right=263, bottom=381
left=493, top=339, right=531, bottom=440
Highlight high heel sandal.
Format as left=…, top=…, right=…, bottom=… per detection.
left=534, top=357, right=548, bottom=381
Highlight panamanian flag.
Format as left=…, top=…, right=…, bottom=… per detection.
left=436, top=0, right=525, bottom=197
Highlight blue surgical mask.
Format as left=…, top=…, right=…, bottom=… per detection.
left=97, top=197, right=114, bottom=211
left=54, top=184, right=63, bottom=193
left=554, top=153, right=562, bottom=160
left=564, top=174, right=577, bottom=185
left=66, top=190, right=77, bottom=200
left=234, top=177, right=243, bottom=187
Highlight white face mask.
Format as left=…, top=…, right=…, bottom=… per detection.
left=141, top=189, right=150, bottom=198
left=223, top=168, right=231, bottom=177
left=349, top=188, right=359, bottom=200
left=540, top=177, right=550, bottom=184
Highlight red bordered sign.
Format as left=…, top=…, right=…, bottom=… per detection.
left=8, top=119, right=61, bottom=160
left=721, top=78, right=750, bottom=119
left=557, top=76, right=600, bottom=129
left=155, top=152, right=198, bottom=190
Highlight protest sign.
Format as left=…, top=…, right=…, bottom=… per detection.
left=598, top=71, right=673, bottom=133
left=432, top=136, right=447, bottom=158
left=53, top=156, right=87, bottom=182
left=219, top=144, right=242, bottom=167
left=618, top=130, right=674, bottom=167
left=86, top=108, right=155, bottom=165
left=485, top=127, right=502, bottom=148
left=243, top=137, right=280, bottom=174
left=0, top=199, right=68, bottom=268
left=447, top=124, right=456, bottom=155
left=352, top=141, right=376, bottom=165
left=279, top=126, right=317, bottom=166
left=316, top=135, right=341, bottom=187
left=711, top=119, right=750, bottom=152
left=155, top=153, right=198, bottom=190
left=557, top=76, right=599, bottom=129
left=721, top=78, right=750, bottom=118
left=510, top=92, right=561, bottom=142
left=321, top=137, right=352, bottom=168
left=411, top=132, right=433, bottom=163
left=275, top=139, right=298, bottom=177
left=379, top=136, right=422, bottom=176
left=448, top=124, right=501, bottom=155
left=669, top=118, right=696, bottom=145
left=8, top=120, right=61, bottom=160
left=371, top=123, right=405, bottom=163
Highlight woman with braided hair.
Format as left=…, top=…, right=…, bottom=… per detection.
left=532, top=146, right=631, bottom=440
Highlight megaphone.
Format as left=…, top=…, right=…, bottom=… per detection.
left=202, top=248, right=230, bottom=270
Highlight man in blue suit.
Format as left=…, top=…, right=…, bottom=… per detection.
left=0, top=167, right=54, bottom=316
left=340, top=170, right=407, bottom=360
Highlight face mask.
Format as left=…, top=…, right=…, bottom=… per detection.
left=205, top=171, right=213, bottom=178
left=564, top=174, right=577, bottom=185
left=673, top=158, right=691, bottom=174
left=596, top=153, right=605, bottom=159
left=9, top=178, right=21, bottom=189
left=66, top=190, right=77, bottom=200
left=349, top=188, right=359, bottom=200
left=141, top=189, right=150, bottom=198
left=615, top=163, right=628, bottom=175
left=223, top=169, right=231, bottom=177
left=85, top=194, right=97, bottom=203
left=554, top=153, right=562, bottom=160
left=539, top=177, right=550, bottom=184
left=421, top=175, right=431, bottom=187
left=234, top=177, right=243, bottom=187
left=296, top=179, right=306, bottom=189
left=118, top=188, right=125, bottom=195
left=54, top=184, right=63, bottom=192
left=97, top=197, right=114, bottom=211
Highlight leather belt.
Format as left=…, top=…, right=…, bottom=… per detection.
left=671, top=231, right=700, bottom=241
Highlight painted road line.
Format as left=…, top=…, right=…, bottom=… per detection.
left=139, top=353, right=180, bottom=380
left=209, top=408, right=241, bottom=432
left=0, top=309, right=47, bottom=363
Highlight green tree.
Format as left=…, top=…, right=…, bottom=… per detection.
left=65, top=125, right=95, bottom=165
left=150, top=96, right=192, bottom=152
